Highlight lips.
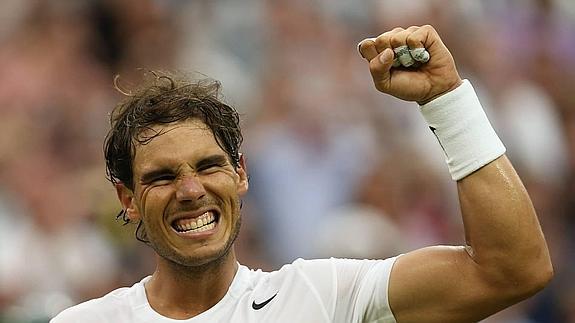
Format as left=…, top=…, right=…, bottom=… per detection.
left=170, top=210, right=219, bottom=234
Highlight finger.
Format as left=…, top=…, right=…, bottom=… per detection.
left=375, top=29, right=401, bottom=67
left=406, top=25, right=442, bottom=56
left=406, top=26, right=434, bottom=63
left=374, top=27, right=403, bottom=53
left=389, top=26, right=419, bottom=48
left=357, top=38, right=378, bottom=61
left=390, top=26, right=419, bottom=67
left=369, top=48, right=395, bottom=90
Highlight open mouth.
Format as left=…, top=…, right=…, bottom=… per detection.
left=171, top=211, right=219, bottom=234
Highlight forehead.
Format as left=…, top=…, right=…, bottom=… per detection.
left=132, top=119, right=224, bottom=174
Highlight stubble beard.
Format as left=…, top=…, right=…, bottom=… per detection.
left=143, top=203, right=242, bottom=271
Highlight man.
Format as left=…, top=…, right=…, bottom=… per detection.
left=52, top=25, right=552, bottom=322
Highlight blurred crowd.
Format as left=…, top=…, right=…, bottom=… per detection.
left=0, top=0, right=573, bottom=322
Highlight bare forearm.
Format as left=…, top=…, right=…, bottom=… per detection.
left=458, top=155, right=553, bottom=290
left=359, top=25, right=553, bottom=322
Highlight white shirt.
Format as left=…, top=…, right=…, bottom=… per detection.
left=51, top=257, right=398, bottom=323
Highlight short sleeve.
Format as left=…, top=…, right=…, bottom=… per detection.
left=331, top=257, right=398, bottom=323
left=292, top=257, right=398, bottom=323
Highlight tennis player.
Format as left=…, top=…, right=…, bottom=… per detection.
left=51, top=25, right=552, bottom=323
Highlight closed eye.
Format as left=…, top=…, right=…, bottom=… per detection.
left=196, top=155, right=229, bottom=173
left=197, top=162, right=224, bottom=173
left=141, top=171, right=176, bottom=185
left=153, top=174, right=176, bottom=182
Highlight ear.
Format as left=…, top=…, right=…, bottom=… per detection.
left=236, top=154, right=249, bottom=195
left=115, top=183, right=141, bottom=222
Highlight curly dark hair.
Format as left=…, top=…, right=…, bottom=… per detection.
left=103, top=71, right=243, bottom=240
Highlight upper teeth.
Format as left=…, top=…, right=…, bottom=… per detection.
left=174, top=212, right=216, bottom=232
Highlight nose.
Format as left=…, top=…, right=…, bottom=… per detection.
left=175, top=175, right=206, bottom=202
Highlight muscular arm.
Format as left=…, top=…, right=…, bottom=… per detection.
left=389, top=156, right=552, bottom=322
left=358, top=25, right=553, bottom=322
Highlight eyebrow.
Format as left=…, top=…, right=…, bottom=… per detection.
left=139, top=154, right=230, bottom=184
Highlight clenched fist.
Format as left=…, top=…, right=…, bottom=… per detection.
left=358, top=25, right=462, bottom=105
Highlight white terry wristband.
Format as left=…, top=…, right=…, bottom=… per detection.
left=420, top=80, right=506, bottom=181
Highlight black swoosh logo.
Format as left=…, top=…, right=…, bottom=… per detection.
left=252, top=293, right=277, bottom=310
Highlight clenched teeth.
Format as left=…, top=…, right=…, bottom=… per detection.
left=173, top=212, right=216, bottom=233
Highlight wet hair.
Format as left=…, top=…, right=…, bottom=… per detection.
left=103, top=71, right=242, bottom=240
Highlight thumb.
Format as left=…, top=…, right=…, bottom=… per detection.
left=369, top=48, right=394, bottom=89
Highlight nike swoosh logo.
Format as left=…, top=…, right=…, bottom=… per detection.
left=252, top=293, right=278, bottom=310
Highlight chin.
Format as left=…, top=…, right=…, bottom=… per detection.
left=150, top=215, right=241, bottom=269
left=169, top=246, right=235, bottom=269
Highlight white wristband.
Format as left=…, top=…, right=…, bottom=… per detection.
left=420, top=80, right=506, bottom=181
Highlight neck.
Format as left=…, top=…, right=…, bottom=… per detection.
left=144, top=250, right=238, bottom=319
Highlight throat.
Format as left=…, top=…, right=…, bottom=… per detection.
left=145, top=254, right=238, bottom=319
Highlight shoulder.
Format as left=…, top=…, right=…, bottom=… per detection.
left=278, top=257, right=397, bottom=278
left=279, top=257, right=399, bottom=304
left=50, top=280, right=144, bottom=323
left=278, top=258, right=338, bottom=274
left=258, top=258, right=397, bottom=294
left=248, top=257, right=398, bottom=283
left=256, top=258, right=398, bottom=321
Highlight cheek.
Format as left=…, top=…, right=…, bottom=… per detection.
left=210, top=174, right=241, bottom=200
left=140, top=186, right=173, bottom=218
left=202, top=176, right=239, bottom=215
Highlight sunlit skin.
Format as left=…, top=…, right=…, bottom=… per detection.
left=116, top=118, right=248, bottom=318
left=358, top=25, right=552, bottom=322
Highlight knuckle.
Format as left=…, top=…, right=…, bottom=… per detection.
left=405, top=34, right=419, bottom=47
left=374, top=35, right=389, bottom=51
left=421, top=24, right=435, bottom=32
left=374, top=35, right=386, bottom=46
left=389, top=33, right=406, bottom=47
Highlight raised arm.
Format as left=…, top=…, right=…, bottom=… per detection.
left=358, top=25, right=553, bottom=323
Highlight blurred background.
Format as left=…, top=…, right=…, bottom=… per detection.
left=0, top=0, right=573, bottom=322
